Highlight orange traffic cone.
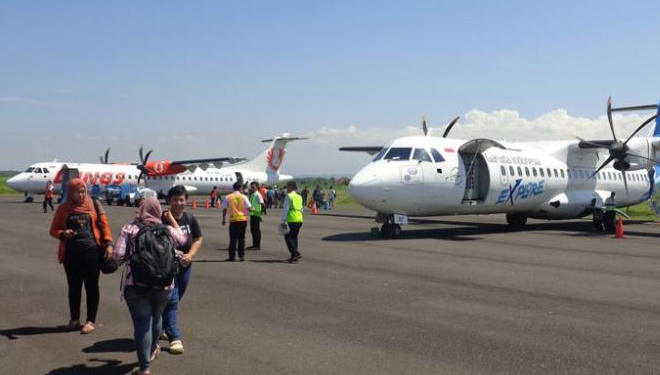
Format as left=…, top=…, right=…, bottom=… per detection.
left=191, top=198, right=197, bottom=210
left=311, top=204, right=319, bottom=215
left=204, top=199, right=210, bottom=209
left=615, top=218, right=624, bottom=238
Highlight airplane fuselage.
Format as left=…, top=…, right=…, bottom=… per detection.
left=349, top=136, right=656, bottom=220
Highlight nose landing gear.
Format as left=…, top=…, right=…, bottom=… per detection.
left=371, top=213, right=403, bottom=239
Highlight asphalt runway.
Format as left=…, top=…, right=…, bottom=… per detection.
left=2, top=196, right=660, bottom=375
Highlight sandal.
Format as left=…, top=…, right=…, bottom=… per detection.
left=150, top=344, right=161, bottom=361
left=81, top=321, right=95, bottom=334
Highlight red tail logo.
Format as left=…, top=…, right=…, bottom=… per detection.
left=266, top=148, right=285, bottom=171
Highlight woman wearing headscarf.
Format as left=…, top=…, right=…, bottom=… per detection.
left=113, top=197, right=186, bottom=375
left=49, top=178, right=113, bottom=334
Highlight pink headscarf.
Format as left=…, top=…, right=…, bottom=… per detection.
left=135, top=197, right=163, bottom=225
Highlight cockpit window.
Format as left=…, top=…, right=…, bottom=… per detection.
left=372, top=148, right=387, bottom=162
left=412, top=148, right=432, bottom=162
left=25, top=167, right=35, bottom=173
left=42, top=168, right=49, bottom=173
left=34, top=168, right=42, bottom=173
left=430, top=148, right=445, bottom=162
left=383, top=147, right=412, bottom=161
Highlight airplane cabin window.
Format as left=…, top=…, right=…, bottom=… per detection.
left=384, top=147, right=412, bottom=161
left=412, top=148, right=432, bottom=162
left=607, top=172, right=612, bottom=180
left=554, top=169, right=558, bottom=178
left=524, top=167, right=530, bottom=177
left=539, top=168, right=544, bottom=177
left=547, top=168, right=552, bottom=177
left=430, top=148, right=445, bottom=162
left=509, top=166, right=515, bottom=176
left=517, top=166, right=523, bottom=176
left=560, top=170, right=565, bottom=178
left=372, top=148, right=387, bottom=162
left=500, top=166, right=506, bottom=176
left=34, top=168, right=42, bottom=173
left=532, top=167, right=537, bottom=177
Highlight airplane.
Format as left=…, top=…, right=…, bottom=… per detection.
left=340, top=97, right=660, bottom=238
left=7, top=134, right=305, bottom=203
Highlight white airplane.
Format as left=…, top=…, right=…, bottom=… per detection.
left=7, top=134, right=305, bottom=202
left=341, top=98, right=660, bottom=238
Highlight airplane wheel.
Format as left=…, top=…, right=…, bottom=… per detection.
left=24, top=197, right=34, bottom=203
left=381, top=223, right=393, bottom=238
left=506, top=213, right=527, bottom=228
left=391, top=224, right=402, bottom=239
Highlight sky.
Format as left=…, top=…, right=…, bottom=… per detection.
left=1, top=0, right=660, bottom=176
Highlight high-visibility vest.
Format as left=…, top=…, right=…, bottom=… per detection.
left=286, top=192, right=304, bottom=223
left=227, top=192, right=248, bottom=222
left=250, top=192, right=263, bottom=218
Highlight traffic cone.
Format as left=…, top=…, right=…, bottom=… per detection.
left=311, top=204, right=319, bottom=215
left=204, top=199, right=210, bottom=209
left=191, top=198, right=197, bottom=210
left=615, top=218, right=624, bottom=238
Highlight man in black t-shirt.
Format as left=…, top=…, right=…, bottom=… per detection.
left=161, top=186, right=203, bottom=355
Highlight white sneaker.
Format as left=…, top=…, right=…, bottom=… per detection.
left=169, top=340, right=184, bottom=354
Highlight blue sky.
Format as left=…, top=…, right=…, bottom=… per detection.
left=1, top=0, right=659, bottom=175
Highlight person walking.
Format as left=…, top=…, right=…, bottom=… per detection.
left=49, top=178, right=113, bottom=334
left=161, top=185, right=203, bottom=355
left=328, top=186, right=336, bottom=209
left=281, top=181, right=304, bottom=263
left=113, top=197, right=186, bottom=375
left=247, top=182, right=264, bottom=250
left=43, top=180, right=55, bottom=213
left=210, top=186, right=218, bottom=208
left=301, top=185, right=309, bottom=210
left=222, top=182, right=253, bottom=262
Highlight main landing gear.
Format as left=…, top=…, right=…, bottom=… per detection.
left=505, top=213, right=527, bottom=228
left=371, top=214, right=402, bottom=239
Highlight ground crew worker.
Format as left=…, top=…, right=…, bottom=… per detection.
left=247, top=182, right=264, bottom=250
left=210, top=186, right=218, bottom=208
left=604, top=191, right=616, bottom=232
left=281, top=181, right=304, bottom=263
left=590, top=198, right=604, bottom=231
left=222, top=182, right=253, bottom=262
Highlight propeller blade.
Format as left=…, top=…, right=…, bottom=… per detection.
left=143, top=150, right=152, bottom=164
left=607, top=96, right=617, bottom=141
left=577, top=136, right=612, bottom=149
left=590, top=154, right=616, bottom=178
left=625, top=152, right=660, bottom=165
left=422, top=116, right=428, bottom=136
left=622, top=170, right=629, bottom=196
left=442, top=116, right=460, bottom=138
left=623, top=114, right=659, bottom=146
left=104, top=148, right=110, bottom=164
left=139, top=145, right=144, bottom=164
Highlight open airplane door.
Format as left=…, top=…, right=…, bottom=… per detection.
left=458, top=139, right=505, bottom=204
left=59, top=165, right=80, bottom=202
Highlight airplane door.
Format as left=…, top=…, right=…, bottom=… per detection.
left=235, top=172, right=244, bottom=186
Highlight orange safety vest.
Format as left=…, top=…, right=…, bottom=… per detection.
left=227, top=192, right=248, bottom=222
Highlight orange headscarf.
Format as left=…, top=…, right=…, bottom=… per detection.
left=64, top=178, right=95, bottom=214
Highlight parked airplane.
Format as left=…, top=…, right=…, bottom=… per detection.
left=7, top=134, right=304, bottom=202
left=341, top=98, right=660, bottom=238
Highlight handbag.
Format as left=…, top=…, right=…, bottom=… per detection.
left=278, top=222, right=290, bottom=236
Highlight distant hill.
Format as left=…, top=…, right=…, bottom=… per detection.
left=0, top=171, right=19, bottom=178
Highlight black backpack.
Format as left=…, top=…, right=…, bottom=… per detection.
left=129, top=223, right=177, bottom=287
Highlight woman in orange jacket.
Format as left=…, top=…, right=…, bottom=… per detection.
left=49, top=178, right=113, bottom=334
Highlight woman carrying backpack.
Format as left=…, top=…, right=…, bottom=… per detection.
left=49, top=178, right=113, bottom=334
left=112, top=197, right=186, bottom=375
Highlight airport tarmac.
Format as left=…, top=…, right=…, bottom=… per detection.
left=2, top=196, right=660, bottom=375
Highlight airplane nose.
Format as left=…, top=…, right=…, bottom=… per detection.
left=6, top=175, right=21, bottom=190
left=349, top=166, right=380, bottom=204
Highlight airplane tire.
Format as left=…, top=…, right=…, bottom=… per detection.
left=24, top=197, right=34, bottom=203
left=391, top=224, right=402, bottom=239
left=381, top=223, right=393, bottom=238
left=506, top=213, right=527, bottom=228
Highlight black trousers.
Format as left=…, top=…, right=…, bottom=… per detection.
left=284, top=222, right=302, bottom=257
left=64, top=248, right=101, bottom=323
left=43, top=198, right=54, bottom=212
left=228, top=221, right=247, bottom=259
left=250, top=216, right=261, bottom=247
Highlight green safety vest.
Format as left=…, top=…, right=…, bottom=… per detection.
left=250, top=192, right=263, bottom=218
left=286, top=192, right=304, bottom=223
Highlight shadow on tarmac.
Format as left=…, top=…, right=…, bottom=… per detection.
left=47, top=358, right=136, bottom=375
left=322, top=219, right=660, bottom=242
left=83, top=338, right=134, bottom=353
left=0, top=325, right=73, bottom=340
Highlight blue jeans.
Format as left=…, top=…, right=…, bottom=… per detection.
left=162, top=264, right=192, bottom=342
left=124, top=286, right=171, bottom=372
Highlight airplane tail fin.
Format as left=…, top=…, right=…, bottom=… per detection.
left=238, top=134, right=307, bottom=174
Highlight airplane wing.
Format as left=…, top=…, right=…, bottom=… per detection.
left=339, top=146, right=384, bottom=155
left=169, top=157, right=247, bottom=172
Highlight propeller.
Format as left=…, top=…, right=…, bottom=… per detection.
left=137, top=145, right=153, bottom=185
left=99, top=148, right=110, bottom=164
left=442, top=116, right=460, bottom=138
left=588, top=97, right=659, bottom=179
